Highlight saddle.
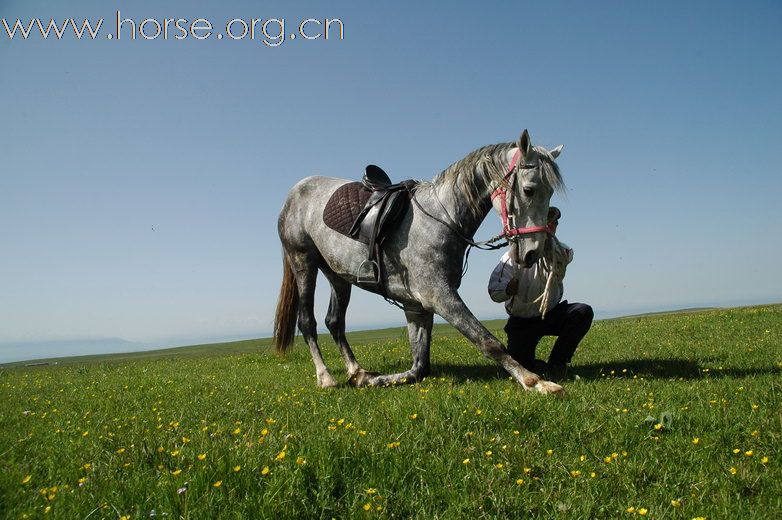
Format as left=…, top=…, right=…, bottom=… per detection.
left=322, top=165, right=415, bottom=288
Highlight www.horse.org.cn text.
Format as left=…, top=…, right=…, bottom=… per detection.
left=2, top=11, right=345, bottom=47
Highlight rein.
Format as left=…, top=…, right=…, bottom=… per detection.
left=410, top=148, right=553, bottom=250
left=408, top=148, right=554, bottom=277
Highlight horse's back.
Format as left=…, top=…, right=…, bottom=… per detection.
left=279, top=176, right=353, bottom=248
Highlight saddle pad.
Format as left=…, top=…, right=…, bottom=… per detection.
left=323, top=182, right=372, bottom=241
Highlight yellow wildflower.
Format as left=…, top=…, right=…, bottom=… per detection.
left=21, top=475, right=31, bottom=484
left=462, top=458, right=470, bottom=465
left=116, top=448, right=126, bottom=454
left=408, top=413, right=418, bottom=420
left=275, top=450, right=286, bottom=461
left=233, top=465, right=241, bottom=472
left=729, top=467, right=738, bottom=475
left=638, top=508, right=648, bottom=516
left=761, top=456, right=769, bottom=464
left=692, top=437, right=700, bottom=445
left=570, top=470, right=582, bottom=477
left=197, top=453, right=206, bottom=461
left=744, top=450, right=753, bottom=457
left=213, top=480, right=222, bottom=488
left=171, top=469, right=182, bottom=476
left=296, top=456, right=306, bottom=465
left=515, top=478, right=524, bottom=485
left=261, top=466, right=270, bottom=475
left=671, top=499, right=682, bottom=507
left=363, top=503, right=371, bottom=511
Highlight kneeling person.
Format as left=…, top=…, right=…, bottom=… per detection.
left=487, top=207, right=593, bottom=378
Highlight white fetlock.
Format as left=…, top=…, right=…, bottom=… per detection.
left=317, top=372, right=338, bottom=388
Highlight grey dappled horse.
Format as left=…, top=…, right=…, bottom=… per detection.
left=274, top=130, right=567, bottom=394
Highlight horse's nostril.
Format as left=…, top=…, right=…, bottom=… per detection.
left=523, top=250, right=539, bottom=267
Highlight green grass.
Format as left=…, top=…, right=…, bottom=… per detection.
left=1, top=305, right=780, bottom=519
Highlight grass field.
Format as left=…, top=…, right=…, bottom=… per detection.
left=1, top=305, right=780, bottom=519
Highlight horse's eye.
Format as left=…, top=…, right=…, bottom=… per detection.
left=522, top=187, right=534, bottom=197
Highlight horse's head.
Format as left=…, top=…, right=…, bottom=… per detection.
left=492, top=130, right=564, bottom=267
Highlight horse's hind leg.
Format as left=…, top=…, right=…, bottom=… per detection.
left=320, top=268, right=366, bottom=381
left=287, top=252, right=338, bottom=388
left=363, top=307, right=433, bottom=387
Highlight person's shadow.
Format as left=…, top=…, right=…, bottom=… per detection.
left=430, top=358, right=779, bottom=383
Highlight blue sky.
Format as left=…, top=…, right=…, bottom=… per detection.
left=1, top=0, right=780, bottom=356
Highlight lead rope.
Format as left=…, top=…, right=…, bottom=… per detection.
left=531, top=234, right=567, bottom=319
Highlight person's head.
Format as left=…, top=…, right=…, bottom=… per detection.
left=548, top=206, right=561, bottom=233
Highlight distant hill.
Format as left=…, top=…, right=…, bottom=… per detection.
left=2, top=304, right=778, bottom=368
left=0, top=338, right=145, bottom=364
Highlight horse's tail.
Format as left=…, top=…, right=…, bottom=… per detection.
left=273, top=254, right=299, bottom=355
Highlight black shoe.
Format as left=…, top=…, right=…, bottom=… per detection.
left=546, top=363, right=569, bottom=382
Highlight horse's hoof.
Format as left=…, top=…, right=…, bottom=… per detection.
left=348, top=369, right=378, bottom=387
left=536, top=380, right=565, bottom=395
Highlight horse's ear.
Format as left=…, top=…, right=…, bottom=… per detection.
left=518, top=130, right=532, bottom=158
left=550, top=144, right=564, bottom=159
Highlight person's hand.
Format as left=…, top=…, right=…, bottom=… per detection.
left=505, top=278, right=519, bottom=296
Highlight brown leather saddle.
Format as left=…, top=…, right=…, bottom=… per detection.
left=323, top=165, right=414, bottom=289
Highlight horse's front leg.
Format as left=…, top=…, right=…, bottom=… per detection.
left=358, top=307, right=433, bottom=387
left=433, top=291, right=564, bottom=395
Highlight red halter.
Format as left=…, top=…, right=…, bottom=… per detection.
left=490, top=149, right=554, bottom=239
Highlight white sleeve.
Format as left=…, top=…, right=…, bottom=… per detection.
left=557, top=240, right=574, bottom=265
left=488, top=258, right=514, bottom=302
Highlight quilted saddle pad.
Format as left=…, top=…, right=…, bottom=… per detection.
left=322, top=182, right=372, bottom=242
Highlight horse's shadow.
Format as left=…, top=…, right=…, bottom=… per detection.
left=430, top=358, right=779, bottom=383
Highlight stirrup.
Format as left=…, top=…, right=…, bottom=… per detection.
left=356, top=259, right=380, bottom=284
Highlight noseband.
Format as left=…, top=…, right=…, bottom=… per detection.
left=490, top=149, right=554, bottom=240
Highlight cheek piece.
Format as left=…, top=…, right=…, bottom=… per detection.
left=490, top=149, right=554, bottom=240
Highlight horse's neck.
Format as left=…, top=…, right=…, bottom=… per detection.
left=420, top=146, right=515, bottom=239
left=428, top=172, right=496, bottom=239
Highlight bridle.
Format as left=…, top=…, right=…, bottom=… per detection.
left=409, top=147, right=554, bottom=253
left=406, top=146, right=555, bottom=278
left=490, top=149, right=555, bottom=241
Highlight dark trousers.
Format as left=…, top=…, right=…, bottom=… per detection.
left=504, top=301, right=594, bottom=368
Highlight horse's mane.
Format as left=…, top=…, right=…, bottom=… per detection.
left=420, top=142, right=566, bottom=218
